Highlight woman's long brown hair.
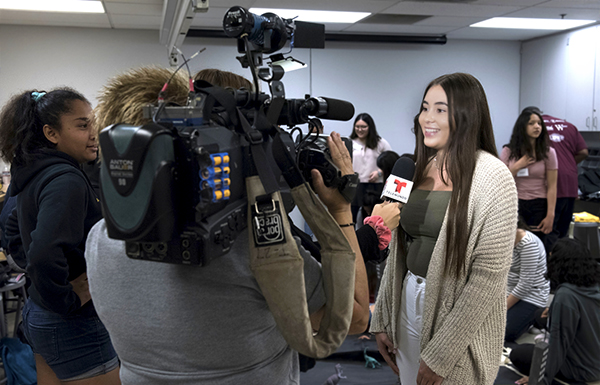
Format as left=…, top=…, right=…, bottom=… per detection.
left=412, top=73, right=498, bottom=278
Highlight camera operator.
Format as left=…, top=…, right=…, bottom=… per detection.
left=84, top=66, right=369, bottom=384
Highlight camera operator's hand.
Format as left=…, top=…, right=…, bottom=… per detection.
left=328, top=131, right=354, bottom=176
left=310, top=132, right=353, bottom=217
left=310, top=131, right=370, bottom=335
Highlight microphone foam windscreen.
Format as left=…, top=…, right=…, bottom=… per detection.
left=391, top=156, right=415, bottom=181
left=321, top=97, right=355, bottom=121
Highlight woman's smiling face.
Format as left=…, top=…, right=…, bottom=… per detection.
left=419, top=85, right=450, bottom=151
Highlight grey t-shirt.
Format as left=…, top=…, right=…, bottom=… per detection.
left=85, top=220, right=326, bottom=385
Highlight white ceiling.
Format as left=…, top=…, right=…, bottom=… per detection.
left=0, top=0, right=599, bottom=41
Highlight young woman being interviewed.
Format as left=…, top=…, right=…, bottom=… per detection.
left=0, top=89, right=120, bottom=384
left=370, top=73, right=518, bottom=385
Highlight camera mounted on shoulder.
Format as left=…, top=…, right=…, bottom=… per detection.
left=99, top=6, right=361, bottom=359
left=99, top=6, right=357, bottom=265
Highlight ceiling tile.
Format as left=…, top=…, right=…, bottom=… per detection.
left=344, top=23, right=451, bottom=35
left=110, top=14, right=162, bottom=28
left=250, top=0, right=397, bottom=13
left=415, top=15, right=487, bottom=27
left=102, top=0, right=163, bottom=4
left=359, top=14, right=430, bottom=24
left=447, top=25, right=553, bottom=40
left=210, top=0, right=256, bottom=8
left=383, top=1, right=520, bottom=17
left=0, top=18, right=110, bottom=28
left=505, top=6, right=600, bottom=19
left=190, top=6, right=232, bottom=28
left=542, top=0, right=600, bottom=9
left=472, top=0, right=545, bottom=5
left=0, top=0, right=594, bottom=42
left=104, top=2, right=163, bottom=16
left=0, top=9, right=111, bottom=27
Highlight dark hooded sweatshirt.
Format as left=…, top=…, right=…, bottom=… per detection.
left=545, top=282, right=600, bottom=384
left=7, top=150, right=102, bottom=315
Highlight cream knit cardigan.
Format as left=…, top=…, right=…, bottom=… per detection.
left=370, top=151, right=518, bottom=385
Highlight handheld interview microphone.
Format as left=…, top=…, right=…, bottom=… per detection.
left=380, top=156, right=416, bottom=205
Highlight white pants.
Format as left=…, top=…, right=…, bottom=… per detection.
left=396, top=270, right=426, bottom=385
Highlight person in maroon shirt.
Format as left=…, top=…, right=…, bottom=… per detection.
left=522, top=107, right=588, bottom=251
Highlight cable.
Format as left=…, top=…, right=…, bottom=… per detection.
left=175, top=46, right=193, bottom=84
left=153, top=48, right=206, bottom=123
left=289, top=126, right=303, bottom=143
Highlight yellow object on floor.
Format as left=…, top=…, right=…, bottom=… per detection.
left=573, top=212, right=600, bottom=223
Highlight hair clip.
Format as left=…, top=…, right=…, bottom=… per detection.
left=31, top=91, right=46, bottom=102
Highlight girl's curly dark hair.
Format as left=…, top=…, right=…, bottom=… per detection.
left=0, top=88, right=88, bottom=166
left=547, top=238, right=600, bottom=288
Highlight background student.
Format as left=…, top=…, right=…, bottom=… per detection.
left=350, top=112, right=392, bottom=223
left=509, top=238, right=600, bottom=385
left=0, top=88, right=119, bottom=384
left=501, top=108, right=557, bottom=252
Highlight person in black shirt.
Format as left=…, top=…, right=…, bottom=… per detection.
left=0, top=88, right=120, bottom=384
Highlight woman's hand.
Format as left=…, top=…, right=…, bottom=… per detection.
left=417, top=360, right=444, bottom=385
left=70, top=272, right=91, bottom=307
left=515, top=155, right=535, bottom=170
left=375, top=332, right=399, bottom=375
left=516, top=375, right=529, bottom=384
left=541, top=307, right=549, bottom=318
left=368, top=170, right=380, bottom=183
left=533, top=215, right=554, bottom=234
left=371, top=201, right=401, bottom=231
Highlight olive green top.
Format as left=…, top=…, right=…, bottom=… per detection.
left=400, top=189, right=452, bottom=278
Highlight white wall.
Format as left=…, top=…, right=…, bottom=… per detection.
left=0, top=25, right=522, bottom=171
left=520, top=32, right=570, bottom=119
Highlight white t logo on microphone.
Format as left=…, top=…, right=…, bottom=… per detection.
left=381, top=175, right=413, bottom=203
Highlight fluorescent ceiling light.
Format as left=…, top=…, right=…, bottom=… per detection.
left=249, top=8, right=370, bottom=24
left=471, top=17, right=595, bottom=30
left=0, top=0, right=105, bottom=13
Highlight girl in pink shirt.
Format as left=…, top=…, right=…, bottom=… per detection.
left=501, top=109, right=557, bottom=252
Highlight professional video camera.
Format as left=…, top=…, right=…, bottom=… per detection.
left=99, top=6, right=357, bottom=266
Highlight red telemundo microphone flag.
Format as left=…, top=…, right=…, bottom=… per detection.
left=380, top=156, right=415, bottom=204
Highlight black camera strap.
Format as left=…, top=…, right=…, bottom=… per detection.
left=235, top=108, right=279, bottom=196
left=195, top=82, right=240, bottom=129
left=196, top=83, right=280, bottom=197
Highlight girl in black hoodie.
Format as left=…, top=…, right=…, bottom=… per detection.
left=0, top=89, right=120, bottom=384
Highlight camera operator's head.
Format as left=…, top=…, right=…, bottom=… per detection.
left=95, top=67, right=253, bottom=131
left=194, top=69, right=253, bottom=91
left=95, top=66, right=189, bottom=130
